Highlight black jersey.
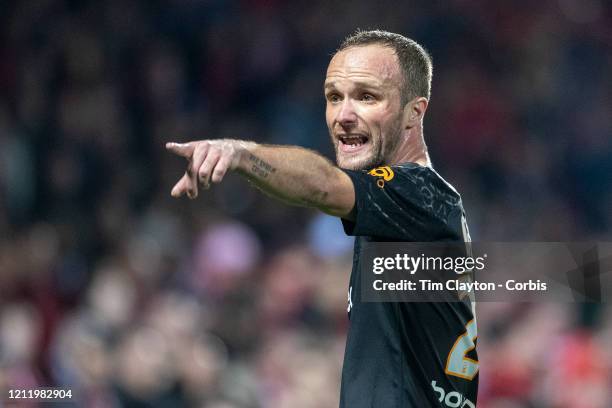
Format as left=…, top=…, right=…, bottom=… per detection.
left=339, top=163, right=478, bottom=408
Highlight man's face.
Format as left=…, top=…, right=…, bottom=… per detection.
left=325, top=44, right=405, bottom=170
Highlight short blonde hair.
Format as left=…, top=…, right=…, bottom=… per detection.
left=336, top=29, right=433, bottom=102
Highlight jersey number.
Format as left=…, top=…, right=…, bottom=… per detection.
left=445, top=319, right=479, bottom=380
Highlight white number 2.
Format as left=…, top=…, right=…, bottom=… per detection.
left=445, top=319, right=479, bottom=380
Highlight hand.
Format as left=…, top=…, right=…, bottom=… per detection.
left=166, top=139, right=250, bottom=199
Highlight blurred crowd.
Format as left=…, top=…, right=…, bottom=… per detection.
left=0, top=0, right=611, bottom=407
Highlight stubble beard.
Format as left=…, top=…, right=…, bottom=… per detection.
left=333, top=116, right=404, bottom=171
left=335, top=138, right=383, bottom=171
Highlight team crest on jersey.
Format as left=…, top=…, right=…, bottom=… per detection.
left=368, top=166, right=394, bottom=188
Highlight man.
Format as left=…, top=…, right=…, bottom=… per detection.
left=167, top=30, right=478, bottom=407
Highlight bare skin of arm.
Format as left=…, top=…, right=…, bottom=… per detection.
left=166, top=140, right=355, bottom=219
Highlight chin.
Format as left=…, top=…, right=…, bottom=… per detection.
left=336, top=153, right=379, bottom=171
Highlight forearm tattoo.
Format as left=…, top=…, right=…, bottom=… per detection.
left=247, top=153, right=277, bottom=179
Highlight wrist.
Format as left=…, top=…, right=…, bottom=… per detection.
left=232, top=140, right=257, bottom=173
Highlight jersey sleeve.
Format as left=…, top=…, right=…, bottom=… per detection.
left=341, top=165, right=463, bottom=241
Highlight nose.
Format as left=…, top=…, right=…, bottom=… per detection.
left=336, top=99, right=357, bottom=129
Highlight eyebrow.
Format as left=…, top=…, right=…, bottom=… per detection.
left=324, top=80, right=382, bottom=90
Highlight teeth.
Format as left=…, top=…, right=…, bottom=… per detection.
left=340, top=136, right=367, bottom=146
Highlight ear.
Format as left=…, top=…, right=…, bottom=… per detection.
left=401, top=97, right=429, bottom=129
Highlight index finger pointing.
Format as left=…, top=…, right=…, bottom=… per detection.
left=166, top=142, right=195, bottom=158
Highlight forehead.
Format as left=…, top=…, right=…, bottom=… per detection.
left=326, top=44, right=401, bottom=87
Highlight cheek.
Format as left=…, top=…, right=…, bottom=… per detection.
left=325, top=106, right=335, bottom=129
left=365, top=109, right=392, bottom=135
left=372, top=114, right=401, bottom=146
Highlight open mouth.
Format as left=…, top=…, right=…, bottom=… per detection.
left=338, top=134, right=370, bottom=153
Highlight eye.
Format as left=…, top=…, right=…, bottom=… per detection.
left=361, top=93, right=376, bottom=102
left=327, top=93, right=341, bottom=103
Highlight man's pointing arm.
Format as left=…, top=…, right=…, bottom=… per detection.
left=166, top=140, right=355, bottom=218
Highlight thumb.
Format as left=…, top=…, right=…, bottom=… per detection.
left=166, top=142, right=195, bottom=158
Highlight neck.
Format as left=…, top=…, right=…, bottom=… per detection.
left=389, top=127, right=431, bottom=167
